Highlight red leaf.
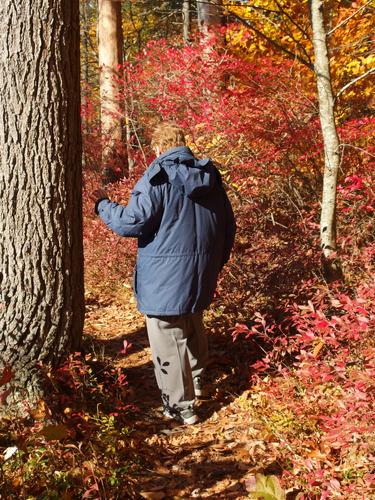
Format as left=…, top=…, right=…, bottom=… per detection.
left=82, top=484, right=99, bottom=498
left=316, top=320, right=329, bottom=330
left=0, top=366, right=12, bottom=386
left=119, top=340, right=133, bottom=355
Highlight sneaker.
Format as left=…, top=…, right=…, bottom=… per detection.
left=163, top=406, right=199, bottom=425
left=193, top=376, right=205, bottom=398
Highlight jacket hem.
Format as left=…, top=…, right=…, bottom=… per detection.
left=138, top=306, right=207, bottom=316
left=137, top=252, right=213, bottom=258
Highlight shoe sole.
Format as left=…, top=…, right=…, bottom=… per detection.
left=182, top=414, right=199, bottom=425
left=162, top=410, right=199, bottom=425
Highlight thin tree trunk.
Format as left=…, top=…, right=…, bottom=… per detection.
left=310, top=0, right=343, bottom=280
left=183, top=0, right=191, bottom=43
left=82, top=0, right=90, bottom=86
left=81, top=0, right=90, bottom=172
left=197, top=0, right=223, bottom=34
left=0, top=0, right=84, bottom=414
left=124, top=59, right=135, bottom=173
left=98, top=0, right=125, bottom=184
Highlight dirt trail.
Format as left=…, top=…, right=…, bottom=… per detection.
left=84, top=290, right=268, bottom=499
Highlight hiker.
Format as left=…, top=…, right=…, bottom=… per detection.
left=91, top=122, right=236, bottom=425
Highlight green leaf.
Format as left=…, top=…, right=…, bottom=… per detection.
left=248, top=474, right=286, bottom=500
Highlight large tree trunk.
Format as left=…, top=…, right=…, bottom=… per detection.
left=197, top=0, right=223, bottom=34
left=98, top=0, right=125, bottom=184
left=310, top=0, right=343, bottom=280
left=0, top=0, right=84, bottom=414
left=183, top=0, right=191, bottom=43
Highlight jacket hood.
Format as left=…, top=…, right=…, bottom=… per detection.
left=148, top=146, right=221, bottom=199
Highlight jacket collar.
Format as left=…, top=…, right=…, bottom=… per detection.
left=156, top=146, right=193, bottom=162
left=147, top=146, right=195, bottom=181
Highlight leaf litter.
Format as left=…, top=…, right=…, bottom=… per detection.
left=81, top=288, right=284, bottom=499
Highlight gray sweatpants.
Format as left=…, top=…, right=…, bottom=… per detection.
left=146, top=312, right=208, bottom=411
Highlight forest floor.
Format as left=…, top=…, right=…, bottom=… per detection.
left=84, top=288, right=274, bottom=499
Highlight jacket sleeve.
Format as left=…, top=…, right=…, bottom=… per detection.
left=221, top=189, right=236, bottom=267
left=96, top=181, right=163, bottom=238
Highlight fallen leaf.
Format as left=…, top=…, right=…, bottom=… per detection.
left=244, top=475, right=257, bottom=492
left=60, top=492, right=74, bottom=500
left=30, top=400, right=47, bottom=420
left=248, top=474, right=286, bottom=500
left=0, top=388, right=11, bottom=405
left=154, top=465, right=170, bottom=475
left=3, top=446, right=18, bottom=461
left=40, top=424, right=69, bottom=441
left=0, top=366, right=12, bottom=386
left=120, top=339, right=133, bottom=355
left=139, top=492, right=166, bottom=499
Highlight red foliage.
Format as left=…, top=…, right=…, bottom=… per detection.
left=81, top=36, right=375, bottom=497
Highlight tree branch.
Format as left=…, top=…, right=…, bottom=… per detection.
left=335, top=67, right=375, bottom=100
left=273, top=0, right=310, bottom=39
left=222, top=1, right=279, bottom=15
left=327, top=0, right=373, bottom=37
left=228, top=10, right=314, bottom=71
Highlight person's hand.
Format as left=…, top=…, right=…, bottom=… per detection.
left=90, top=188, right=108, bottom=202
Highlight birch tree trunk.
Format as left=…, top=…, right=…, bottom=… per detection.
left=124, top=60, right=135, bottom=173
left=183, top=0, right=191, bottom=43
left=98, top=0, right=125, bottom=184
left=197, top=0, right=223, bottom=34
left=0, top=0, right=84, bottom=414
left=310, top=0, right=342, bottom=280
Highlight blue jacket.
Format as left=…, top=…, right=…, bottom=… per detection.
left=96, top=146, right=236, bottom=315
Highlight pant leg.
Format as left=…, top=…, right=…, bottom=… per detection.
left=146, top=315, right=195, bottom=411
left=186, top=312, right=208, bottom=380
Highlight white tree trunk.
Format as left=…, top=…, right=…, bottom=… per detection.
left=197, top=0, right=223, bottom=34
left=310, top=0, right=342, bottom=277
left=98, top=0, right=124, bottom=183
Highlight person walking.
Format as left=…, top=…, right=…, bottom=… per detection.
left=92, top=122, right=236, bottom=424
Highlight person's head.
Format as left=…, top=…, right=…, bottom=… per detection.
left=151, top=122, right=186, bottom=156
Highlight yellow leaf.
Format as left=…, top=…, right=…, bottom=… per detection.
left=252, top=474, right=286, bottom=499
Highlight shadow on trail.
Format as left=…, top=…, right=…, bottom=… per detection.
left=85, top=315, right=260, bottom=423
left=84, top=313, right=264, bottom=498
left=84, top=324, right=149, bottom=358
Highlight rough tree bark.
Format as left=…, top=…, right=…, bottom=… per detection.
left=197, top=0, right=223, bottom=34
left=310, top=0, right=343, bottom=280
left=98, top=0, right=125, bottom=184
left=183, top=0, right=191, bottom=43
left=0, top=0, right=84, bottom=414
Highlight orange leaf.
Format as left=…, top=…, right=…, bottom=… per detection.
left=313, top=340, right=325, bottom=358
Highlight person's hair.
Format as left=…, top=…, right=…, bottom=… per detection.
left=151, top=122, right=186, bottom=153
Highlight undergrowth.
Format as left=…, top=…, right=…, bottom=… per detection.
left=1, top=34, right=374, bottom=499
